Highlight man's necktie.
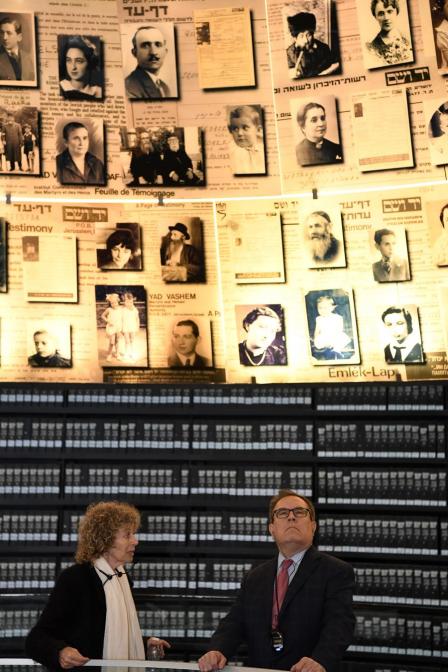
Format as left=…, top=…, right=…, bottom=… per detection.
left=382, top=261, right=391, bottom=274
left=185, top=358, right=191, bottom=367
left=394, top=346, right=404, bottom=362
left=156, top=79, right=166, bottom=98
left=272, top=558, right=293, bottom=629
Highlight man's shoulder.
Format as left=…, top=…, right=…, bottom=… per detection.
left=309, top=547, right=354, bottom=576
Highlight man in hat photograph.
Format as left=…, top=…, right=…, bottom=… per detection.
left=159, top=133, right=200, bottom=185
left=286, top=5, right=340, bottom=79
left=160, top=221, right=205, bottom=283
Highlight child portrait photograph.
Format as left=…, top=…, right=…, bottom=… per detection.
left=226, top=104, right=266, bottom=176
left=95, top=284, right=148, bottom=367
left=370, top=225, right=410, bottom=283
left=96, top=222, right=142, bottom=271
left=304, top=289, right=360, bottom=365
left=27, top=320, right=72, bottom=368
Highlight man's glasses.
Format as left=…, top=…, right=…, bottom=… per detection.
left=272, top=506, right=311, bottom=520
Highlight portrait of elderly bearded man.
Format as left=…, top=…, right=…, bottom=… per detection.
left=304, top=210, right=345, bottom=268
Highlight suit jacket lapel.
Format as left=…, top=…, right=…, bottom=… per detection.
left=280, top=546, right=320, bottom=616
left=259, top=558, right=277, bottom=629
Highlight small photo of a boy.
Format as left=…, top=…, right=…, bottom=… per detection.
left=226, top=104, right=266, bottom=176
left=27, top=320, right=72, bottom=368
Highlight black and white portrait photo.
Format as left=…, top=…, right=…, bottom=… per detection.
left=370, top=225, right=410, bottom=282
left=430, top=0, right=448, bottom=73
left=58, top=35, right=103, bottom=100
left=300, top=200, right=346, bottom=268
left=0, top=217, right=6, bottom=292
left=121, top=126, right=205, bottom=188
left=426, top=199, right=448, bottom=267
left=226, top=104, right=266, bottom=175
left=235, top=304, right=287, bottom=367
left=96, top=222, right=142, bottom=271
left=380, top=304, right=424, bottom=364
left=0, top=11, right=37, bottom=87
left=27, top=320, right=72, bottom=368
left=121, top=22, right=178, bottom=100
left=55, top=118, right=105, bottom=186
left=95, top=285, right=148, bottom=367
left=290, top=95, right=342, bottom=167
left=159, top=218, right=205, bottom=283
left=283, top=0, right=340, bottom=80
left=425, top=99, right=448, bottom=166
left=0, top=106, right=40, bottom=175
left=166, top=316, right=213, bottom=369
left=304, top=289, right=359, bottom=365
left=358, top=0, right=413, bottom=70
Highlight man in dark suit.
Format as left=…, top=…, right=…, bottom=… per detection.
left=160, top=222, right=205, bottom=282
left=198, top=490, right=355, bottom=672
left=125, top=26, right=171, bottom=100
left=0, top=16, right=35, bottom=82
left=168, top=319, right=211, bottom=368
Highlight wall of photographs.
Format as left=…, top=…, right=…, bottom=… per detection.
left=2, top=0, right=448, bottom=384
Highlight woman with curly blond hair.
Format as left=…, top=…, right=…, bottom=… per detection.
left=26, top=501, right=169, bottom=670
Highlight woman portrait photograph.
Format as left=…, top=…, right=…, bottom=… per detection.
left=290, top=95, right=342, bottom=167
left=380, top=304, right=424, bottom=364
left=359, top=0, right=413, bottom=70
left=55, top=117, right=105, bottom=186
left=430, top=0, right=448, bottom=72
left=96, top=222, right=142, bottom=271
left=58, top=34, right=103, bottom=100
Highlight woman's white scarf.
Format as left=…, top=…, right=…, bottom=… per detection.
left=94, top=556, right=145, bottom=660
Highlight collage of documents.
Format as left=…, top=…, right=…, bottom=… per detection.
left=2, top=0, right=448, bottom=198
left=2, top=0, right=448, bottom=384
left=1, top=181, right=448, bottom=384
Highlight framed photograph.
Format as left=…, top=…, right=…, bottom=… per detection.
left=0, top=217, right=6, bottom=292
left=235, top=304, right=287, bottom=366
left=95, top=285, right=148, bottom=367
left=27, top=320, right=71, bottom=368
left=121, top=126, right=205, bottom=188
left=290, top=95, right=342, bottom=167
left=57, top=34, right=103, bottom=101
left=380, top=304, right=424, bottom=364
left=370, top=225, right=410, bottom=282
left=357, top=0, right=413, bottom=70
left=304, top=289, right=360, bottom=365
left=96, top=222, right=142, bottom=271
left=226, top=104, right=266, bottom=176
left=283, top=0, right=340, bottom=80
left=22, top=234, right=78, bottom=303
left=55, top=118, right=105, bottom=186
left=424, top=98, right=448, bottom=166
left=166, top=316, right=213, bottom=369
left=430, top=1, right=448, bottom=73
left=121, top=22, right=178, bottom=100
left=299, top=198, right=346, bottom=268
left=0, top=106, right=40, bottom=175
left=0, top=11, right=37, bottom=87
left=159, top=218, right=205, bottom=283
left=425, top=198, right=448, bottom=267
